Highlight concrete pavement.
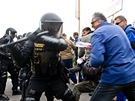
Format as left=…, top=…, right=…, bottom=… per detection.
left=5, top=78, right=90, bottom=101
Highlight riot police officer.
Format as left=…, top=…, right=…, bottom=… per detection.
left=0, top=27, right=21, bottom=100
left=8, top=13, right=76, bottom=101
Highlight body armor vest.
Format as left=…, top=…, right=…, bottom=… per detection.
left=31, top=43, right=60, bottom=77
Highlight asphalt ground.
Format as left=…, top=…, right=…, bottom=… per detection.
left=4, top=78, right=90, bottom=101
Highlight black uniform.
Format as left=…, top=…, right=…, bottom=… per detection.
left=0, top=28, right=21, bottom=100
left=9, top=13, right=75, bottom=101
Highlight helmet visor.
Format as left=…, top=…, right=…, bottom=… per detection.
left=40, top=22, right=63, bottom=37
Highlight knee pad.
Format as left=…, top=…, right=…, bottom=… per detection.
left=62, top=89, right=75, bottom=101
left=25, top=97, right=36, bottom=101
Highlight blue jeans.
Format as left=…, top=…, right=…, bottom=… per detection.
left=90, top=81, right=135, bottom=101
left=117, top=92, right=126, bottom=101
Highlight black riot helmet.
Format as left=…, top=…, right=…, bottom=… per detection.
left=4, top=27, right=17, bottom=38
left=39, top=12, right=63, bottom=37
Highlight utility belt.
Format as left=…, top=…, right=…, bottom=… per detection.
left=31, top=59, right=70, bottom=83
left=32, top=61, right=69, bottom=83
left=32, top=61, right=60, bottom=77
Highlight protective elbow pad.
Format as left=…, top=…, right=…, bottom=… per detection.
left=40, top=36, right=68, bottom=51
left=57, top=38, right=68, bottom=51
left=25, top=97, right=36, bottom=101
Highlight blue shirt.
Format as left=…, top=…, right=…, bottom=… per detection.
left=90, top=22, right=135, bottom=84
left=124, top=24, right=135, bottom=53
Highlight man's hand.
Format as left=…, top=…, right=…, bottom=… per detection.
left=77, top=58, right=86, bottom=68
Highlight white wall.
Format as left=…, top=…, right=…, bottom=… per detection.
left=113, top=0, right=135, bottom=24
left=79, top=0, right=135, bottom=35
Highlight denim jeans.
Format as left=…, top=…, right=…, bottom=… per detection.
left=90, top=81, right=135, bottom=101
left=117, top=92, right=126, bottom=101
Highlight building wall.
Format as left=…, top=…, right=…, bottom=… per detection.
left=79, top=0, right=135, bottom=34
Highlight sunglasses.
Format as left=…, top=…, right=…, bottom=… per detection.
left=91, top=19, right=98, bottom=24
left=115, top=20, right=123, bottom=25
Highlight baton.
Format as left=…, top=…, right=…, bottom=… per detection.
left=0, top=31, right=49, bottom=48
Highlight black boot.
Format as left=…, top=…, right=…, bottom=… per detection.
left=0, top=94, right=10, bottom=100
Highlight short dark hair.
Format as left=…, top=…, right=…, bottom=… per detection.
left=62, top=33, right=66, bottom=37
left=73, top=32, right=78, bottom=36
left=114, top=15, right=127, bottom=21
left=82, top=27, right=91, bottom=32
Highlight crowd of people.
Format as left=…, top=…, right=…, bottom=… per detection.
left=0, top=11, right=135, bottom=101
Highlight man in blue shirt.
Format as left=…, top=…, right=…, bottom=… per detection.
left=114, top=15, right=135, bottom=53
left=90, top=12, right=135, bottom=101
left=113, top=15, right=133, bottom=101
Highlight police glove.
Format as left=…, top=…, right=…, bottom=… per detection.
left=27, top=28, right=41, bottom=42
left=68, top=66, right=81, bottom=73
